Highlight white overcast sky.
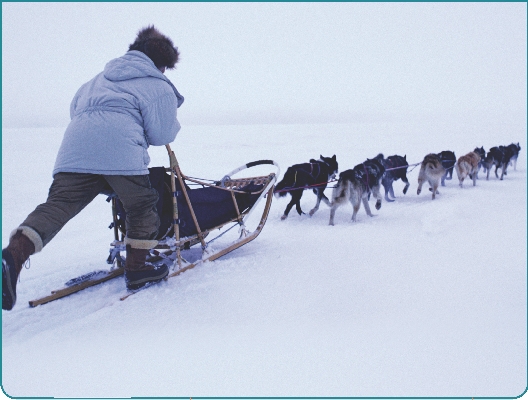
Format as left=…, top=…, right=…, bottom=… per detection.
left=2, top=2, right=527, bottom=128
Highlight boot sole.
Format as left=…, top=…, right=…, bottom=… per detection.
left=126, top=268, right=169, bottom=291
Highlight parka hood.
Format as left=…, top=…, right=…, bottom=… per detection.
left=104, top=51, right=184, bottom=107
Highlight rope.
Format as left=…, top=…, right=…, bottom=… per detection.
left=274, top=179, right=338, bottom=194
left=385, top=162, right=421, bottom=171
left=206, top=221, right=240, bottom=245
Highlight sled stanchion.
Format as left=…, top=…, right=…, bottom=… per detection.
left=169, top=148, right=208, bottom=250
left=166, top=145, right=182, bottom=269
left=110, top=198, right=124, bottom=268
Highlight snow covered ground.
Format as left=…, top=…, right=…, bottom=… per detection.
left=2, top=115, right=527, bottom=398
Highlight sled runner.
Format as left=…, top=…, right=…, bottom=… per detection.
left=28, top=145, right=279, bottom=307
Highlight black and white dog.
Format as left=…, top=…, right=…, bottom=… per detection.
left=473, top=146, right=486, bottom=178
left=436, top=150, right=457, bottom=186
left=329, top=155, right=385, bottom=225
left=378, top=154, right=410, bottom=202
left=274, top=155, right=338, bottom=220
left=485, top=146, right=514, bottom=180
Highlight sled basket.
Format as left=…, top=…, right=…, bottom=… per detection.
left=28, top=145, right=279, bottom=307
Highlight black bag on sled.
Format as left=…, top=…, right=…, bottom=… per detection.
left=107, top=167, right=265, bottom=240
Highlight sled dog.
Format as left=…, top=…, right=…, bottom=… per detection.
left=455, top=151, right=481, bottom=187
left=473, top=146, right=486, bottom=178
left=484, top=146, right=502, bottom=180
left=378, top=154, right=410, bottom=202
left=485, top=146, right=513, bottom=180
left=274, top=155, right=338, bottom=220
left=417, top=153, right=446, bottom=200
left=436, top=150, right=456, bottom=186
left=506, top=142, right=521, bottom=171
left=329, top=155, right=385, bottom=225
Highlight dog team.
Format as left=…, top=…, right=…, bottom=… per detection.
left=274, top=142, right=521, bottom=225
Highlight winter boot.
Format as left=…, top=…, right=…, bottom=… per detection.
left=124, top=245, right=168, bottom=290
left=2, top=230, right=36, bottom=310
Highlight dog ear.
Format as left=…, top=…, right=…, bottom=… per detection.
left=332, top=155, right=336, bottom=160
left=404, top=155, right=407, bottom=160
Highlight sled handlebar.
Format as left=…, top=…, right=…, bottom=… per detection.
left=246, top=160, right=276, bottom=168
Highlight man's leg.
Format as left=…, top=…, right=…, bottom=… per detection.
left=2, top=173, right=106, bottom=310
left=104, top=174, right=167, bottom=290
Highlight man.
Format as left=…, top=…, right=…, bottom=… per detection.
left=2, top=25, right=184, bottom=310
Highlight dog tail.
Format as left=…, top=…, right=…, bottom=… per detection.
left=456, top=159, right=471, bottom=177
left=274, top=179, right=288, bottom=197
left=274, top=168, right=296, bottom=197
left=425, top=160, right=445, bottom=174
left=331, top=176, right=351, bottom=205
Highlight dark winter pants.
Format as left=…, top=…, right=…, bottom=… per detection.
left=19, top=172, right=159, bottom=250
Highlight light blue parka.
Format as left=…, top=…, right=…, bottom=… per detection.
left=53, top=50, right=184, bottom=176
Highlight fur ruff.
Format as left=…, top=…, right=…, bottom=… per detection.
left=12, top=226, right=43, bottom=253
left=129, top=25, right=179, bottom=69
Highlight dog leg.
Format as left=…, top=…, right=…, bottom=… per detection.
left=372, top=185, right=382, bottom=210
left=457, top=169, right=464, bottom=188
left=389, top=185, right=396, bottom=201
left=282, top=202, right=294, bottom=219
left=382, top=181, right=394, bottom=202
left=431, top=184, right=439, bottom=200
left=309, top=194, right=321, bottom=216
left=309, top=187, right=330, bottom=216
left=472, top=171, right=477, bottom=186
left=384, top=188, right=394, bottom=202
left=402, top=177, right=410, bottom=195
left=319, top=190, right=331, bottom=207
left=329, top=204, right=337, bottom=226
left=362, top=197, right=373, bottom=217
left=455, top=164, right=462, bottom=188
left=417, top=180, right=423, bottom=195
left=281, top=199, right=295, bottom=220
left=289, top=191, right=304, bottom=216
left=351, top=201, right=361, bottom=222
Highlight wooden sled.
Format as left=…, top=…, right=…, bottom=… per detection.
left=29, top=145, right=279, bottom=307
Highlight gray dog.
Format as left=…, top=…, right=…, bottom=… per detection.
left=329, top=155, right=385, bottom=225
left=417, top=153, right=446, bottom=200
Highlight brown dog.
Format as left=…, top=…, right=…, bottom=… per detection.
left=455, top=151, right=481, bottom=188
left=417, top=153, right=446, bottom=200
